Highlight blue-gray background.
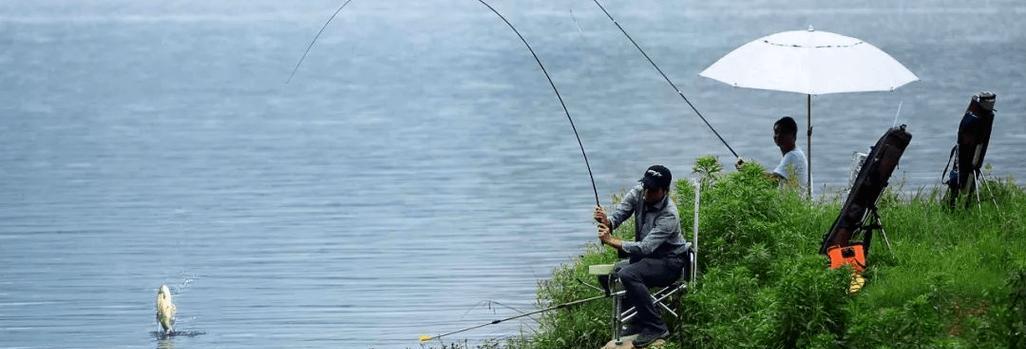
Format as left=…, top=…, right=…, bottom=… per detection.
left=1, top=0, right=1024, bottom=348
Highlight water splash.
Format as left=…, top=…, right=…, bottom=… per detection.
left=151, top=330, right=206, bottom=339
left=170, top=272, right=197, bottom=296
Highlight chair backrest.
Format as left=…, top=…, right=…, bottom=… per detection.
left=680, top=250, right=695, bottom=283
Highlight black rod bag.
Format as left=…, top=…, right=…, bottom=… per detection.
left=946, top=97, right=996, bottom=194
left=819, top=125, right=912, bottom=257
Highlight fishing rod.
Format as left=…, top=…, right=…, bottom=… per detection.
left=474, top=0, right=600, bottom=206
left=287, top=0, right=356, bottom=84
left=419, top=293, right=607, bottom=343
left=590, top=0, right=740, bottom=159
left=287, top=0, right=601, bottom=206
left=891, top=100, right=904, bottom=128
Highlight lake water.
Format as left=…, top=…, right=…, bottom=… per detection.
left=1, top=0, right=1024, bottom=348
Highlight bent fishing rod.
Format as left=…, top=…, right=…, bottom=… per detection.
left=419, top=293, right=607, bottom=343
left=287, top=0, right=601, bottom=206
left=287, top=0, right=356, bottom=84
left=590, top=0, right=739, bottom=159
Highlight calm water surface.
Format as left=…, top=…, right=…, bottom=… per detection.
left=1, top=0, right=1024, bottom=348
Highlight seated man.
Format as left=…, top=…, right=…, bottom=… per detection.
left=594, top=165, right=690, bottom=347
left=737, top=116, right=808, bottom=190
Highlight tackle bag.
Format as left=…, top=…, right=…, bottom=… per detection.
left=944, top=94, right=996, bottom=196
left=820, top=125, right=912, bottom=269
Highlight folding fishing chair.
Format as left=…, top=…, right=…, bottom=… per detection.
left=588, top=247, right=695, bottom=348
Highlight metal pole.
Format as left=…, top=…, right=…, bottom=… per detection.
left=980, top=172, right=1002, bottom=210
left=692, top=178, right=700, bottom=283
left=612, top=277, right=623, bottom=345
left=807, top=94, right=813, bottom=198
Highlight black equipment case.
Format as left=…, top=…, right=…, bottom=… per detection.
left=820, top=125, right=912, bottom=271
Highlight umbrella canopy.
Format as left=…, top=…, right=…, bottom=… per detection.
left=699, top=27, right=918, bottom=196
left=700, top=27, right=918, bottom=95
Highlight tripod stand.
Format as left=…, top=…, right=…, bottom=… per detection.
left=859, top=206, right=893, bottom=255
left=967, top=169, right=1001, bottom=210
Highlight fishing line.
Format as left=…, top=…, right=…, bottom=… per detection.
left=590, top=0, right=740, bottom=159
left=568, top=7, right=586, bottom=36
left=287, top=0, right=601, bottom=206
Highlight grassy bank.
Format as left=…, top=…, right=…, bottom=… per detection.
left=446, top=157, right=1026, bottom=349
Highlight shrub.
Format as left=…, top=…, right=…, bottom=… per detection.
left=515, top=158, right=1026, bottom=349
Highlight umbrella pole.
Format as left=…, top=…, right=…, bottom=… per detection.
left=807, top=94, right=812, bottom=198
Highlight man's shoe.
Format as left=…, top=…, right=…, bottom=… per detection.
left=632, top=329, right=670, bottom=348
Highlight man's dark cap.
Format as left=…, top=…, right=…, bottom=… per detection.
left=639, top=165, right=672, bottom=190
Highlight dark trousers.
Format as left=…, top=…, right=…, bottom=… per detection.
left=614, top=256, right=685, bottom=333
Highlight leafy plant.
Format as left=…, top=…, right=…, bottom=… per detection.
left=692, top=155, right=723, bottom=186
left=463, top=157, right=1026, bottom=349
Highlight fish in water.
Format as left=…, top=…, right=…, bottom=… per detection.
left=155, top=284, right=176, bottom=335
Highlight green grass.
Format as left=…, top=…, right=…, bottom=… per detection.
left=427, top=156, right=1026, bottom=349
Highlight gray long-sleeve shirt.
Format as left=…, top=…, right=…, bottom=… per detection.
left=608, top=185, right=691, bottom=258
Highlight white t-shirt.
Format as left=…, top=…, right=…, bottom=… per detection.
left=773, top=148, right=808, bottom=188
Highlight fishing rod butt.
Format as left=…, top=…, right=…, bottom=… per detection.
left=419, top=335, right=432, bottom=343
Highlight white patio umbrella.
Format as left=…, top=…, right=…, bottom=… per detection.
left=699, top=26, right=918, bottom=196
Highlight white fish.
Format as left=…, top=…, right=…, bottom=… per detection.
left=155, top=284, right=176, bottom=335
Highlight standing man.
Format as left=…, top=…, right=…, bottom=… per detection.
left=737, top=116, right=808, bottom=191
left=594, top=165, right=690, bottom=347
